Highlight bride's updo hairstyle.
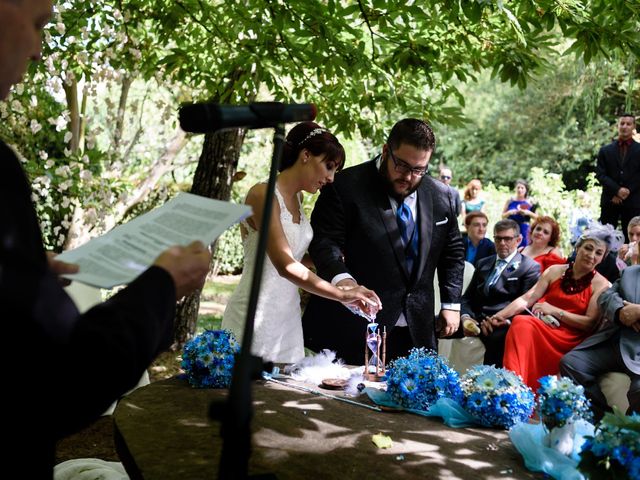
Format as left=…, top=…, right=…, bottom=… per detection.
left=279, top=121, right=346, bottom=172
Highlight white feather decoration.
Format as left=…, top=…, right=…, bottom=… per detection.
left=344, top=371, right=366, bottom=397
left=285, top=350, right=352, bottom=385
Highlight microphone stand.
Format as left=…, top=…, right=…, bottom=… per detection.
left=211, top=123, right=284, bottom=479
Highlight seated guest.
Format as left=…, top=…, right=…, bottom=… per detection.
left=462, top=211, right=496, bottom=267
left=568, top=236, right=621, bottom=283
left=519, top=215, right=566, bottom=272
left=617, top=215, right=640, bottom=268
left=461, top=219, right=541, bottom=366
left=496, top=223, right=621, bottom=390
left=560, top=265, right=639, bottom=420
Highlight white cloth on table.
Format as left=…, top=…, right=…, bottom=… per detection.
left=54, top=459, right=128, bottom=480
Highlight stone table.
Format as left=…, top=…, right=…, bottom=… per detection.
left=113, top=377, right=539, bottom=479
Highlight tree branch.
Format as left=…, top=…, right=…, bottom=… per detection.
left=112, top=74, right=134, bottom=153
left=357, top=0, right=376, bottom=62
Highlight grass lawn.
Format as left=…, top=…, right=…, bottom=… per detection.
left=196, top=274, right=240, bottom=333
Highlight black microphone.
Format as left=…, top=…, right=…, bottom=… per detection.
left=179, top=102, right=317, bottom=133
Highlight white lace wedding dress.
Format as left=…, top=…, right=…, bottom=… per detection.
left=221, top=186, right=313, bottom=363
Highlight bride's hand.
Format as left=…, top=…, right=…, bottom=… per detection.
left=339, top=285, right=382, bottom=315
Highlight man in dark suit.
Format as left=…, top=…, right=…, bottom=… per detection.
left=460, top=219, right=541, bottom=366
left=1, top=1, right=211, bottom=475
left=302, top=119, right=464, bottom=365
left=596, top=113, right=640, bottom=243
left=462, top=211, right=496, bottom=267
left=560, top=265, right=640, bottom=420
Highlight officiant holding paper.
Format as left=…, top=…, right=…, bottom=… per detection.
left=302, top=118, right=465, bottom=364
left=0, top=1, right=210, bottom=476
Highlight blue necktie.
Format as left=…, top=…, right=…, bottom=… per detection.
left=397, top=201, right=418, bottom=274
left=487, top=259, right=507, bottom=287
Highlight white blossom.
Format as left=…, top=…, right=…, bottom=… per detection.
left=30, top=119, right=42, bottom=134
left=55, top=22, right=65, bottom=35
left=39, top=150, right=48, bottom=160
left=55, top=165, right=71, bottom=177
left=64, top=131, right=73, bottom=143
left=50, top=113, right=68, bottom=131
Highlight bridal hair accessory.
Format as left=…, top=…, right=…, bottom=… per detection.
left=298, top=127, right=327, bottom=146
left=578, top=221, right=625, bottom=252
left=181, top=329, right=240, bottom=388
left=385, top=348, right=462, bottom=411
left=460, top=365, right=534, bottom=429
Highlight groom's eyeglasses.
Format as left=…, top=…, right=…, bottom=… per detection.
left=388, top=150, right=428, bottom=177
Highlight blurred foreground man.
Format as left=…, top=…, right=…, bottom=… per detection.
left=0, top=1, right=211, bottom=475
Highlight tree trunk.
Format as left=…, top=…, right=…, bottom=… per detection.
left=173, top=128, right=246, bottom=348
left=63, top=78, right=81, bottom=152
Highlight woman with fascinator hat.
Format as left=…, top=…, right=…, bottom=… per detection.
left=222, top=122, right=381, bottom=363
left=492, top=222, right=623, bottom=390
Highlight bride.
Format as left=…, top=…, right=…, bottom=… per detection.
left=222, top=122, right=381, bottom=363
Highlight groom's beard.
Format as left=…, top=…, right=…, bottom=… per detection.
left=379, top=156, right=422, bottom=202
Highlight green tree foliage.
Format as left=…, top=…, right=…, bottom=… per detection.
left=3, top=0, right=638, bottom=249
left=435, top=55, right=640, bottom=189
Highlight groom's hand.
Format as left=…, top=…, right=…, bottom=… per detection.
left=438, top=309, right=460, bottom=337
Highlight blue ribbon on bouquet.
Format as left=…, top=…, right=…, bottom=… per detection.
left=509, top=421, right=594, bottom=480
left=364, top=388, right=481, bottom=428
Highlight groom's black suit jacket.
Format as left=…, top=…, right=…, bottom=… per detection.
left=1, top=140, right=176, bottom=476
left=302, top=159, right=464, bottom=364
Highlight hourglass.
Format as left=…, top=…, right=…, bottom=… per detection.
left=364, top=323, right=386, bottom=381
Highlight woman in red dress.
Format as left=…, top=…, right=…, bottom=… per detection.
left=519, top=216, right=566, bottom=272
left=492, top=224, right=623, bottom=390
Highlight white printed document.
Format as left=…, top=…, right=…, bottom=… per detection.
left=57, top=192, right=252, bottom=289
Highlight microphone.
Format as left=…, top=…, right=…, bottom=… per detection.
left=179, top=102, right=317, bottom=133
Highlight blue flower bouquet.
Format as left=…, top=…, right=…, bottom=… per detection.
left=535, top=375, right=593, bottom=457
left=538, top=375, right=592, bottom=430
left=460, top=365, right=535, bottom=429
left=181, top=329, right=240, bottom=388
left=578, top=409, right=640, bottom=480
left=385, top=348, right=463, bottom=410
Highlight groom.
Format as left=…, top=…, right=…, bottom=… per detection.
left=302, top=118, right=464, bottom=364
